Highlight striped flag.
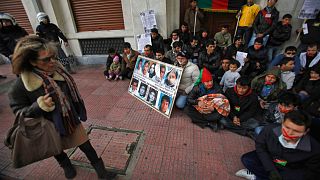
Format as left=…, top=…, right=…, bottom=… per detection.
left=198, top=0, right=245, bottom=13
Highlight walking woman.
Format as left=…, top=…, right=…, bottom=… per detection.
left=8, top=36, right=116, bottom=179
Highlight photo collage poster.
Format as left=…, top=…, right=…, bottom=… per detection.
left=128, top=56, right=183, bottom=118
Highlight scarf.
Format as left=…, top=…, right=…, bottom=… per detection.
left=33, top=66, right=84, bottom=135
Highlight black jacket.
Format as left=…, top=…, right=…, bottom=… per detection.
left=256, top=124, right=320, bottom=179
left=0, top=25, right=28, bottom=57
left=268, top=21, right=292, bottom=46
left=36, top=23, right=67, bottom=43
left=300, top=18, right=320, bottom=45
left=198, top=51, right=221, bottom=73
left=224, top=44, right=247, bottom=59
left=224, top=87, right=260, bottom=122
left=183, top=43, right=201, bottom=60
left=151, top=34, right=165, bottom=54
left=253, top=7, right=279, bottom=36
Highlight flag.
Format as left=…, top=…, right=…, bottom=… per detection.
left=198, top=0, right=246, bottom=13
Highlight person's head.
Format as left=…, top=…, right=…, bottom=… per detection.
left=171, top=29, right=180, bottom=40
left=137, top=59, right=143, bottom=69
left=156, top=49, right=165, bottom=60
left=166, top=69, right=178, bottom=86
left=36, top=12, right=49, bottom=24
left=221, top=59, right=231, bottom=71
left=279, top=57, right=295, bottom=71
left=221, top=25, right=229, bottom=34
left=201, top=68, right=213, bottom=89
left=149, top=63, right=156, bottom=75
left=190, top=36, right=198, bottom=47
left=181, top=22, right=189, bottom=32
left=282, top=14, right=292, bottom=26
left=123, top=42, right=132, bottom=54
left=282, top=110, right=311, bottom=142
left=201, top=29, right=208, bottom=38
left=172, top=41, right=183, bottom=53
left=12, top=35, right=58, bottom=75
left=160, top=95, right=170, bottom=113
left=235, top=76, right=251, bottom=95
left=148, top=89, right=157, bottom=103
left=278, top=91, right=299, bottom=114
left=0, top=13, right=16, bottom=29
left=247, top=0, right=254, bottom=5
left=206, top=40, right=216, bottom=54
left=108, top=48, right=116, bottom=57
left=151, top=28, right=159, bottom=39
left=190, top=0, right=197, bottom=9
left=310, top=65, right=320, bottom=80
left=267, top=0, right=278, bottom=8
left=234, top=36, right=243, bottom=46
left=176, top=51, right=188, bottom=66
left=143, top=44, right=152, bottom=57
left=306, top=44, right=318, bottom=57
left=229, top=60, right=240, bottom=72
left=113, top=55, right=120, bottom=64
left=139, top=84, right=147, bottom=97
left=143, top=61, right=149, bottom=75
left=284, top=46, right=297, bottom=58
left=159, top=65, right=166, bottom=79
left=253, top=37, right=263, bottom=50
left=131, top=79, right=139, bottom=91
left=264, top=68, right=281, bottom=85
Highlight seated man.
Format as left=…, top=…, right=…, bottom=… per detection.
left=198, top=40, right=221, bottom=73
left=155, top=48, right=172, bottom=64
left=299, top=43, right=320, bottom=73
left=165, top=41, right=182, bottom=64
left=141, top=44, right=155, bottom=59
left=186, top=68, right=224, bottom=131
left=269, top=46, right=301, bottom=75
left=224, top=35, right=246, bottom=60
left=150, top=28, right=165, bottom=54
left=183, top=36, right=201, bottom=64
left=214, top=25, right=232, bottom=51
left=222, top=76, right=260, bottom=138
left=121, top=42, right=140, bottom=79
left=175, top=51, right=199, bottom=109
left=236, top=110, right=320, bottom=180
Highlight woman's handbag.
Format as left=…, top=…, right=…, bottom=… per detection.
left=4, top=111, right=62, bottom=168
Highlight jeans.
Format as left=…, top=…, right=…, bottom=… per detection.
left=175, top=95, right=188, bottom=109
left=267, top=46, right=280, bottom=62
left=248, top=33, right=269, bottom=47
left=254, top=126, right=265, bottom=136
left=237, top=26, right=253, bottom=47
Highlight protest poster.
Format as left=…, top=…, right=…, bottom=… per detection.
left=128, top=56, right=183, bottom=118
left=136, top=33, right=152, bottom=53
left=298, top=0, right=320, bottom=19
left=140, top=10, right=157, bottom=33
left=235, top=51, right=247, bottom=67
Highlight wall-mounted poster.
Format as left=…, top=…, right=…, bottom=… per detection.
left=128, top=55, right=183, bottom=118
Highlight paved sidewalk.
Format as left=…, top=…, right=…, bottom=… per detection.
left=0, top=64, right=254, bottom=180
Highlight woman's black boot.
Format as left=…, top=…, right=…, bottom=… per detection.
left=54, top=152, right=77, bottom=179
left=91, top=158, right=117, bottom=179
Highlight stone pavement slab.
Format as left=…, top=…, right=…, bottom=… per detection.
left=0, top=64, right=254, bottom=180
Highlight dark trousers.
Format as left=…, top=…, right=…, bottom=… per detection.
left=242, top=151, right=306, bottom=180
left=236, top=26, right=253, bottom=48
left=186, top=105, right=223, bottom=128
left=221, top=117, right=259, bottom=136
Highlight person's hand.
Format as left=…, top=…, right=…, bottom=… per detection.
left=256, top=62, right=261, bottom=69
left=296, top=28, right=302, bottom=33
left=257, top=33, right=263, bottom=37
left=43, top=93, right=54, bottom=107
left=64, top=42, right=69, bottom=47
left=244, top=58, right=249, bottom=62
left=236, top=12, right=242, bottom=18
left=269, top=170, right=282, bottom=180
left=233, top=116, right=241, bottom=126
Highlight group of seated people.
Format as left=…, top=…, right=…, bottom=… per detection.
left=103, top=20, right=320, bottom=179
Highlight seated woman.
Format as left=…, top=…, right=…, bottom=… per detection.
left=186, top=68, right=229, bottom=132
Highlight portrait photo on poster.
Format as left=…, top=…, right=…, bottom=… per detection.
left=128, top=56, right=183, bottom=118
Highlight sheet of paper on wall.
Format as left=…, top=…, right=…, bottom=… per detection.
left=298, top=0, right=320, bottom=19
left=235, top=51, right=247, bottom=67
left=137, top=33, right=152, bottom=53
left=140, top=10, right=157, bottom=33
left=303, top=23, right=309, bottom=34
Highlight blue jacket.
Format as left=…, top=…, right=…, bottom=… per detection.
left=268, top=54, right=301, bottom=74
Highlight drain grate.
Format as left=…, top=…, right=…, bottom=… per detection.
left=67, top=125, right=144, bottom=175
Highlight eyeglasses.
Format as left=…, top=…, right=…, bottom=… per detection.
left=38, top=55, right=57, bottom=63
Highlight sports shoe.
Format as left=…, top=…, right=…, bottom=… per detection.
left=235, top=169, right=256, bottom=180
left=114, top=75, right=119, bottom=80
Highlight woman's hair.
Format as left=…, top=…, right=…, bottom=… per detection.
left=12, top=35, right=57, bottom=74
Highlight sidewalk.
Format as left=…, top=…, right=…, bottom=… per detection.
left=0, top=64, right=254, bottom=180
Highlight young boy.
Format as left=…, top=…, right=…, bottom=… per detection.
left=236, top=110, right=320, bottom=180
left=220, top=60, right=241, bottom=92
left=279, top=57, right=295, bottom=90
left=222, top=76, right=260, bottom=138
left=267, top=14, right=292, bottom=62
left=150, top=28, right=164, bottom=54
left=183, top=36, right=201, bottom=64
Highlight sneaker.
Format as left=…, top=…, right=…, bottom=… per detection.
left=235, top=169, right=256, bottom=180
left=114, top=75, right=119, bottom=81
left=107, top=75, right=112, bottom=80
left=118, top=76, right=123, bottom=80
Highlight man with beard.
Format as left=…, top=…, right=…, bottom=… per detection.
left=0, top=13, right=28, bottom=78
left=299, top=44, right=320, bottom=73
